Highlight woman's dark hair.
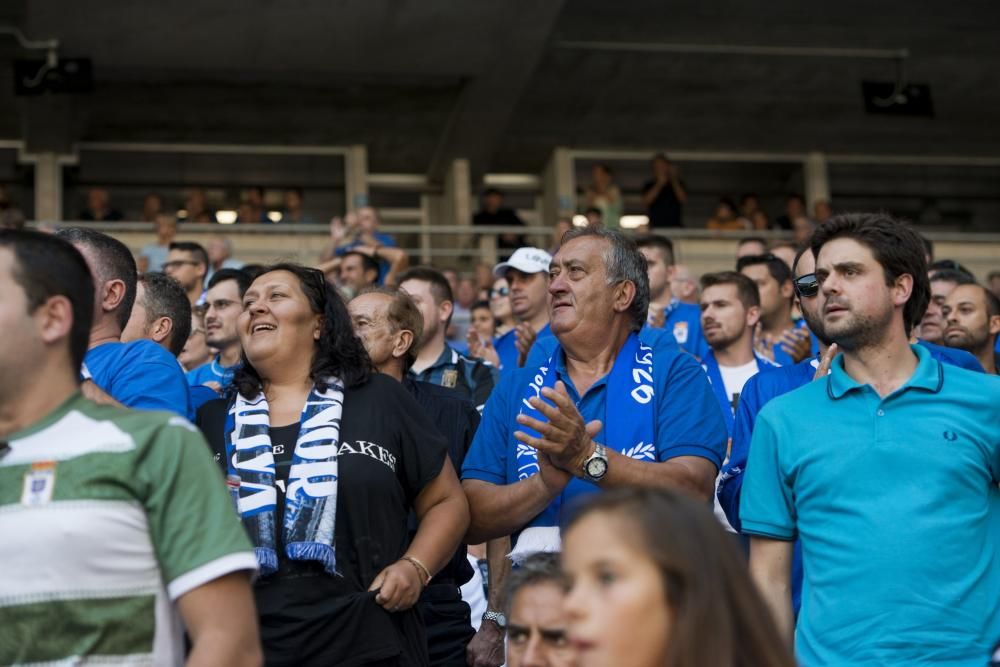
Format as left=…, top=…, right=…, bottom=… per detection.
left=810, top=212, right=930, bottom=336
left=233, top=263, right=372, bottom=397
left=564, top=488, right=796, bottom=667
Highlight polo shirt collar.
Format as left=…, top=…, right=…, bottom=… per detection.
left=827, top=343, right=943, bottom=399
left=426, top=343, right=459, bottom=371
left=551, top=347, right=611, bottom=403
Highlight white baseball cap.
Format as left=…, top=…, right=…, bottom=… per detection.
left=493, top=247, right=552, bottom=277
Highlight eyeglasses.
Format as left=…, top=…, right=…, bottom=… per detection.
left=490, top=287, right=510, bottom=298
left=163, top=260, right=200, bottom=271
left=793, top=273, right=819, bottom=298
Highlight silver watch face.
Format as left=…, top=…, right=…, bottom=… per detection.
left=586, top=456, right=608, bottom=479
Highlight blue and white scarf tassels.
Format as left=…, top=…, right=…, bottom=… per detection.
left=224, top=379, right=345, bottom=576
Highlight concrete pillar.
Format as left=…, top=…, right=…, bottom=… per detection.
left=804, top=151, right=831, bottom=213
left=344, top=144, right=369, bottom=211
left=419, top=194, right=433, bottom=265
left=19, top=150, right=77, bottom=222
left=543, top=147, right=575, bottom=228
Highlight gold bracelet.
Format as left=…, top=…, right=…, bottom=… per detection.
left=401, top=555, right=432, bottom=586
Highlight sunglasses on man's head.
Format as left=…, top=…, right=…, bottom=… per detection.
left=490, top=286, right=510, bottom=298
left=793, top=273, right=819, bottom=298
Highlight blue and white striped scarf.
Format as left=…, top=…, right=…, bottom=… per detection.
left=510, top=333, right=655, bottom=563
left=224, top=379, right=344, bottom=576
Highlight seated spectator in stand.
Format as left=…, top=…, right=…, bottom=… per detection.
left=205, top=236, right=244, bottom=283
left=138, top=213, right=177, bottom=272
left=473, top=188, right=527, bottom=249
left=489, top=277, right=516, bottom=336
left=942, top=283, right=1000, bottom=374
left=988, top=270, right=1000, bottom=300
left=401, top=267, right=499, bottom=412
left=348, top=287, right=481, bottom=665
left=738, top=253, right=812, bottom=366
left=236, top=202, right=261, bottom=224
left=121, top=272, right=191, bottom=358
left=792, top=216, right=816, bottom=245
left=449, top=276, right=479, bottom=346
left=79, top=187, right=123, bottom=222
left=641, top=153, right=687, bottom=228
left=196, top=263, right=470, bottom=667
left=636, top=235, right=709, bottom=358
left=737, top=236, right=768, bottom=259
left=0, top=185, right=26, bottom=230
left=328, top=206, right=400, bottom=281
left=739, top=193, right=770, bottom=230
left=769, top=241, right=798, bottom=270
left=178, top=308, right=213, bottom=371
left=670, top=264, right=699, bottom=305
left=337, top=250, right=380, bottom=298
left=504, top=553, right=576, bottom=667
left=0, top=229, right=261, bottom=667
left=164, top=241, right=209, bottom=306
left=773, top=193, right=806, bottom=230
left=583, top=207, right=603, bottom=227
left=582, top=164, right=622, bottom=229
left=916, top=268, right=975, bottom=344
left=563, top=489, right=795, bottom=667
left=56, top=227, right=192, bottom=418
left=139, top=193, right=163, bottom=223
left=283, top=187, right=313, bottom=223
left=706, top=198, right=748, bottom=231
left=243, top=185, right=268, bottom=223
left=179, top=187, right=216, bottom=223
left=469, top=300, right=497, bottom=343
left=813, top=198, right=833, bottom=222
left=187, top=269, right=251, bottom=408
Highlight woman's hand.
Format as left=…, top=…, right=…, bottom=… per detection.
left=368, top=560, right=424, bottom=612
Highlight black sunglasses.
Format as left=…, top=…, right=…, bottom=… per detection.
left=794, top=273, right=819, bottom=298
left=490, top=286, right=510, bottom=298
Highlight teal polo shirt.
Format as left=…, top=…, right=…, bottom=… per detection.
left=741, top=344, right=1000, bottom=666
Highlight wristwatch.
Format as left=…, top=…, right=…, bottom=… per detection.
left=482, top=609, right=507, bottom=628
left=582, top=442, right=608, bottom=482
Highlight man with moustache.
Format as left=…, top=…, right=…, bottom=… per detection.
left=743, top=213, right=1000, bottom=665
left=942, top=283, right=1000, bottom=374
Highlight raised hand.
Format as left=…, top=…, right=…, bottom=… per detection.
left=514, top=381, right=603, bottom=475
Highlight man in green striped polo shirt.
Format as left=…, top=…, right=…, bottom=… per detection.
left=0, top=230, right=262, bottom=666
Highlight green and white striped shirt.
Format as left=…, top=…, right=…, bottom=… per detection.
left=0, top=393, right=257, bottom=666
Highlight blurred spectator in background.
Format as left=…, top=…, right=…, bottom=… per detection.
left=917, top=269, right=975, bottom=344
left=707, top=198, right=748, bottom=231
left=243, top=185, right=268, bottom=223
left=989, top=271, right=1000, bottom=299
left=79, top=187, right=123, bottom=222
left=138, top=214, right=178, bottom=272
left=549, top=218, right=573, bottom=254
left=282, top=187, right=313, bottom=223
left=164, top=241, right=209, bottom=306
left=737, top=236, right=768, bottom=259
left=337, top=251, right=380, bottom=298
left=813, top=198, right=833, bottom=223
left=773, top=193, right=806, bottom=230
left=489, top=277, right=516, bottom=336
left=942, top=283, right=1000, bottom=374
left=178, top=308, right=213, bottom=371
left=792, top=216, right=816, bottom=245
left=236, top=202, right=260, bottom=224
left=582, top=163, right=622, bottom=229
left=739, top=193, right=770, bottom=230
left=583, top=206, right=603, bottom=227
left=670, top=264, right=699, bottom=305
left=473, top=188, right=527, bottom=250
left=641, top=153, right=687, bottom=228
left=769, top=241, right=798, bottom=270
left=179, top=187, right=216, bottom=223
left=449, top=276, right=478, bottom=345
left=121, top=272, right=191, bottom=358
left=469, top=300, right=497, bottom=342
left=139, top=193, right=163, bottom=223
left=328, top=206, right=400, bottom=282
left=0, top=185, right=26, bottom=229
left=205, top=236, right=244, bottom=283
left=929, top=258, right=974, bottom=279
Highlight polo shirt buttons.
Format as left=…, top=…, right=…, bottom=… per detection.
left=877, top=409, right=885, bottom=416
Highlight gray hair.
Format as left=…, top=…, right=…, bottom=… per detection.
left=560, top=226, right=650, bottom=331
left=504, top=552, right=567, bottom=615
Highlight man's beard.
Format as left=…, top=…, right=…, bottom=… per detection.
left=944, top=326, right=986, bottom=353
left=800, top=303, right=832, bottom=347
left=823, top=300, right=894, bottom=352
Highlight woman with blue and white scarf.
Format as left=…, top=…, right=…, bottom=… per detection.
left=197, top=264, right=470, bottom=667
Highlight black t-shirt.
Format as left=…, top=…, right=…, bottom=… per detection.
left=198, top=374, right=448, bottom=667
left=642, top=179, right=684, bottom=228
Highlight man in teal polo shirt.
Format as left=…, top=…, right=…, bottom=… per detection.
left=743, top=212, right=1000, bottom=666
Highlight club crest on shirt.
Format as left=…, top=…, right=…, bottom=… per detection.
left=441, top=369, right=459, bottom=388
left=21, top=461, right=56, bottom=506
left=672, top=321, right=689, bottom=344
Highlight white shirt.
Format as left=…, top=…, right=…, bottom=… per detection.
left=717, top=359, right=761, bottom=413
